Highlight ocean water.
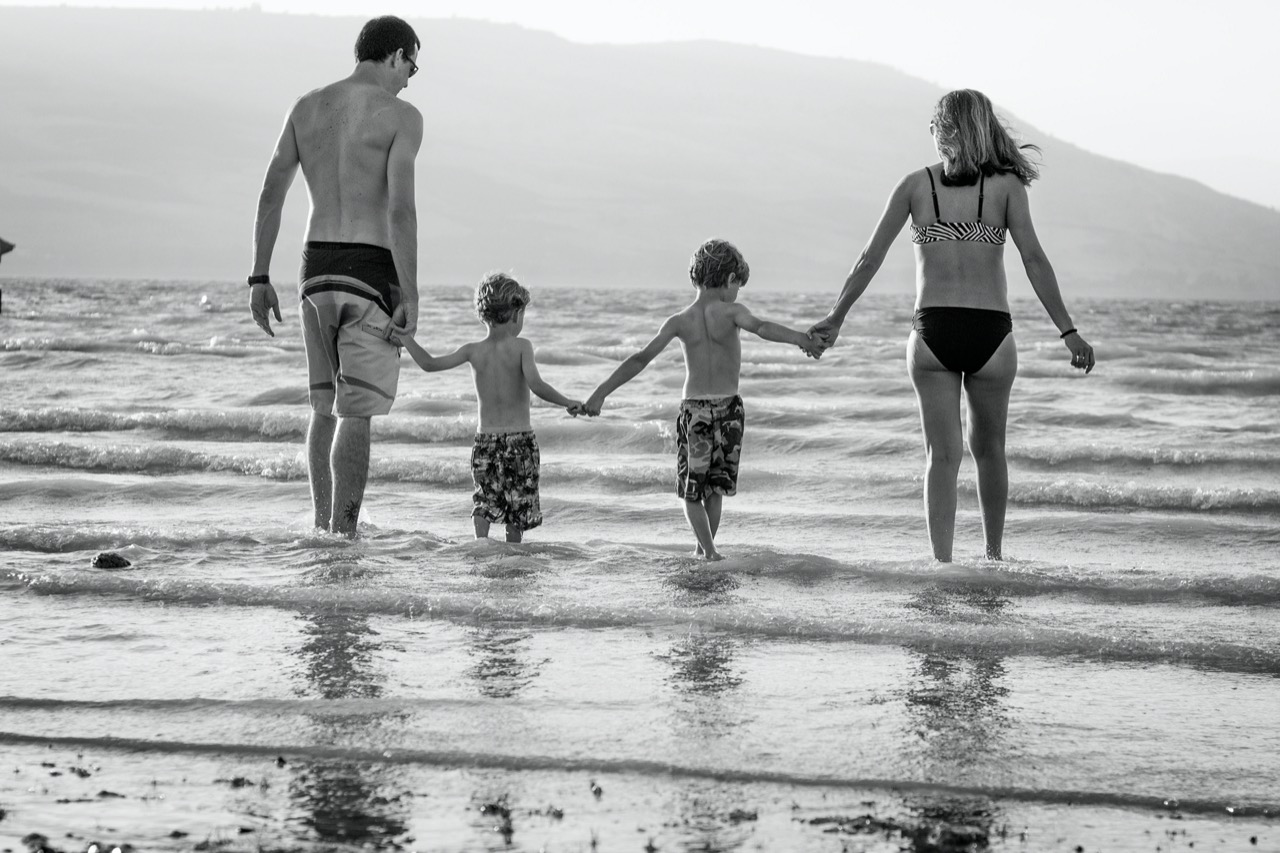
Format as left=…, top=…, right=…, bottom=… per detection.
left=1, top=277, right=1278, bottom=852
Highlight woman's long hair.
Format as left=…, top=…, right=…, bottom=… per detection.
left=932, top=90, right=1040, bottom=186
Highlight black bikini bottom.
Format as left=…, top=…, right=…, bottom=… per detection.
left=911, top=307, right=1013, bottom=375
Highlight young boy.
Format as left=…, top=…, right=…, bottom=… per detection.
left=392, top=273, right=582, bottom=543
left=583, top=239, right=822, bottom=560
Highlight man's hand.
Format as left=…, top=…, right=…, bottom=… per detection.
left=390, top=301, right=418, bottom=342
left=583, top=392, right=605, bottom=417
left=250, top=282, right=282, bottom=337
left=566, top=400, right=589, bottom=417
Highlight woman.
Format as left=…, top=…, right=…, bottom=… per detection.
left=810, top=89, right=1094, bottom=562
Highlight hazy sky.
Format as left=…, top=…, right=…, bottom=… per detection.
left=9, top=0, right=1279, bottom=209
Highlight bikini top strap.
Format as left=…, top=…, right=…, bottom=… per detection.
left=925, top=167, right=940, bottom=219
left=978, top=171, right=985, bottom=219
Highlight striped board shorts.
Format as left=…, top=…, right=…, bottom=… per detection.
left=297, top=241, right=401, bottom=417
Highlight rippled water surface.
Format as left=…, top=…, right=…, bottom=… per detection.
left=1, top=278, right=1278, bottom=851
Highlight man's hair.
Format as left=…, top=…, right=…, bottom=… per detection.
left=354, top=16, right=420, bottom=64
left=475, top=272, right=530, bottom=325
left=689, top=239, right=749, bottom=289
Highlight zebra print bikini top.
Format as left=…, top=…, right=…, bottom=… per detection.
left=910, top=167, right=1007, bottom=245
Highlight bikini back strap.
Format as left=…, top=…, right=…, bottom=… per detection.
left=978, top=171, right=985, bottom=219
left=925, top=167, right=940, bottom=219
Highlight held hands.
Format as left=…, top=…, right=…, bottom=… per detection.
left=390, top=302, right=417, bottom=342
left=1063, top=331, right=1095, bottom=374
left=798, top=332, right=825, bottom=360
left=803, top=315, right=842, bottom=359
left=249, top=282, right=282, bottom=337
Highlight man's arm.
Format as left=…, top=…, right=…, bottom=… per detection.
left=521, top=341, right=582, bottom=410
left=248, top=106, right=301, bottom=337
left=584, top=317, right=679, bottom=414
left=733, top=305, right=822, bottom=357
left=399, top=337, right=471, bottom=373
left=387, top=105, right=425, bottom=339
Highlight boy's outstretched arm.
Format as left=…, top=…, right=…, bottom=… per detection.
left=520, top=340, right=583, bottom=411
left=585, top=317, right=678, bottom=414
left=732, top=305, right=823, bottom=358
left=399, top=336, right=471, bottom=372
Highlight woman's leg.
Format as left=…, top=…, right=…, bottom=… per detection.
left=962, top=335, right=1018, bottom=560
left=907, top=332, right=964, bottom=562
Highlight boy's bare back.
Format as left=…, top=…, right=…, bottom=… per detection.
left=670, top=299, right=747, bottom=398
left=468, top=336, right=537, bottom=433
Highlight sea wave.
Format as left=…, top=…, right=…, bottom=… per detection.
left=1007, top=442, right=1280, bottom=469
left=1002, top=478, right=1280, bottom=513
left=1111, top=368, right=1280, bottom=396
left=2, top=334, right=296, bottom=357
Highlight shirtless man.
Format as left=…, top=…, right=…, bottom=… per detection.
left=248, top=16, right=424, bottom=536
left=582, top=239, right=821, bottom=560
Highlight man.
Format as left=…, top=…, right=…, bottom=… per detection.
left=248, top=15, right=423, bottom=536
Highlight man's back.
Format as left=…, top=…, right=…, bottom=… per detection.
left=673, top=298, right=743, bottom=399
left=291, top=80, right=412, bottom=247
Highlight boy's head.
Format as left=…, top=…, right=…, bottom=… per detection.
left=475, top=272, right=530, bottom=326
left=689, top=239, right=749, bottom=290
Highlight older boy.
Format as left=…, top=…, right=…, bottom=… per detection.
left=393, top=273, right=582, bottom=542
left=583, top=239, right=821, bottom=560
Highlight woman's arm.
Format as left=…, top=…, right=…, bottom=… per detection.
left=1007, top=181, right=1095, bottom=373
left=810, top=173, right=913, bottom=347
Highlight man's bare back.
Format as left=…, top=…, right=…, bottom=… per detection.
left=291, top=81, right=415, bottom=249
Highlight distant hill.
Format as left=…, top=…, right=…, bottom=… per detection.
left=1, top=6, right=1277, bottom=298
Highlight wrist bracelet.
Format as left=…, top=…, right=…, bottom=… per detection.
left=247, top=274, right=270, bottom=287
left=1059, top=328, right=1077, bottom=339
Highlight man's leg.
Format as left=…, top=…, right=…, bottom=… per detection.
left=330, top=416, right=372, bottom=537
left=306, top=412, right=337, bottom=530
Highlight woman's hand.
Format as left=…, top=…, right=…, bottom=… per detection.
left=807, top=315, right=843, bottom=353
left=1063, top=331, right=1095, bottom=374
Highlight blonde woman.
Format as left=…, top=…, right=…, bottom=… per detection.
left=810, top=89, right=1094, bottom=562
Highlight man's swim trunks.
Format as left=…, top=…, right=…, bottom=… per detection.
left=298, top=241, right=400, bottom=417
left=471, top=431, right=543, bottom=531
left=675, top=395, right=745, bottom=501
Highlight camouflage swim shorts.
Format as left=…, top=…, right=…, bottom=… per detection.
left=675, top=395, right=745, bottom=501
left=471, top=431, right=543, bottom=531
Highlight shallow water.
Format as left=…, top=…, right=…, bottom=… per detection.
left=1, top=278, right=1278, bottom=851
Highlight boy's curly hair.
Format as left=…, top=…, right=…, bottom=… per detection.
left=475, top=272, right=530, bottom=325
left=689, top=239, right=749, bottom=289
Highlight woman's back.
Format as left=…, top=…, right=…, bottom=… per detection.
left=910, top=166, right=1018, bottom=313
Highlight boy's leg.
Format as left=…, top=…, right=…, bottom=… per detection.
left=474, top=515, right=491, bottom=539
left=330, top=415, right=372, bottom=537
left=306, top=411, right=337, bottom=531
left=505, top=524, right=523, bottom=544
left=705, top=491, right=724, bottom=539
left=683, top=497, right=721, bottom=560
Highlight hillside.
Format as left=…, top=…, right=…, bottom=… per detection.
left=1, top=6, right=1277, bottom=298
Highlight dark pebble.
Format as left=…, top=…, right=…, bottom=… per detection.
left=96, top=790, right=125, bottom=798
left=168, top=831, right=188, bottom=839
left=274, top=756, right=287, bottom=767
left=91, top=552, right=131, bottom=569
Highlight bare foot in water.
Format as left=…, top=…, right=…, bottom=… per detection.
left=702, top=551, right=724, bottom=562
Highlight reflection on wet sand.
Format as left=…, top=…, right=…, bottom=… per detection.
left=286, top=549, right=410, bottom=845
left=465, top=624, right=545, bottom=699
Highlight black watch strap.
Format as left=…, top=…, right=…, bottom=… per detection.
left=247, top=274, right=270, bottom=287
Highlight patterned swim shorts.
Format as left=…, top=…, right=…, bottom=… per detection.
left=675, top=395, right=745, bottom=501
left=471, top=431, right=542, bottom=531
